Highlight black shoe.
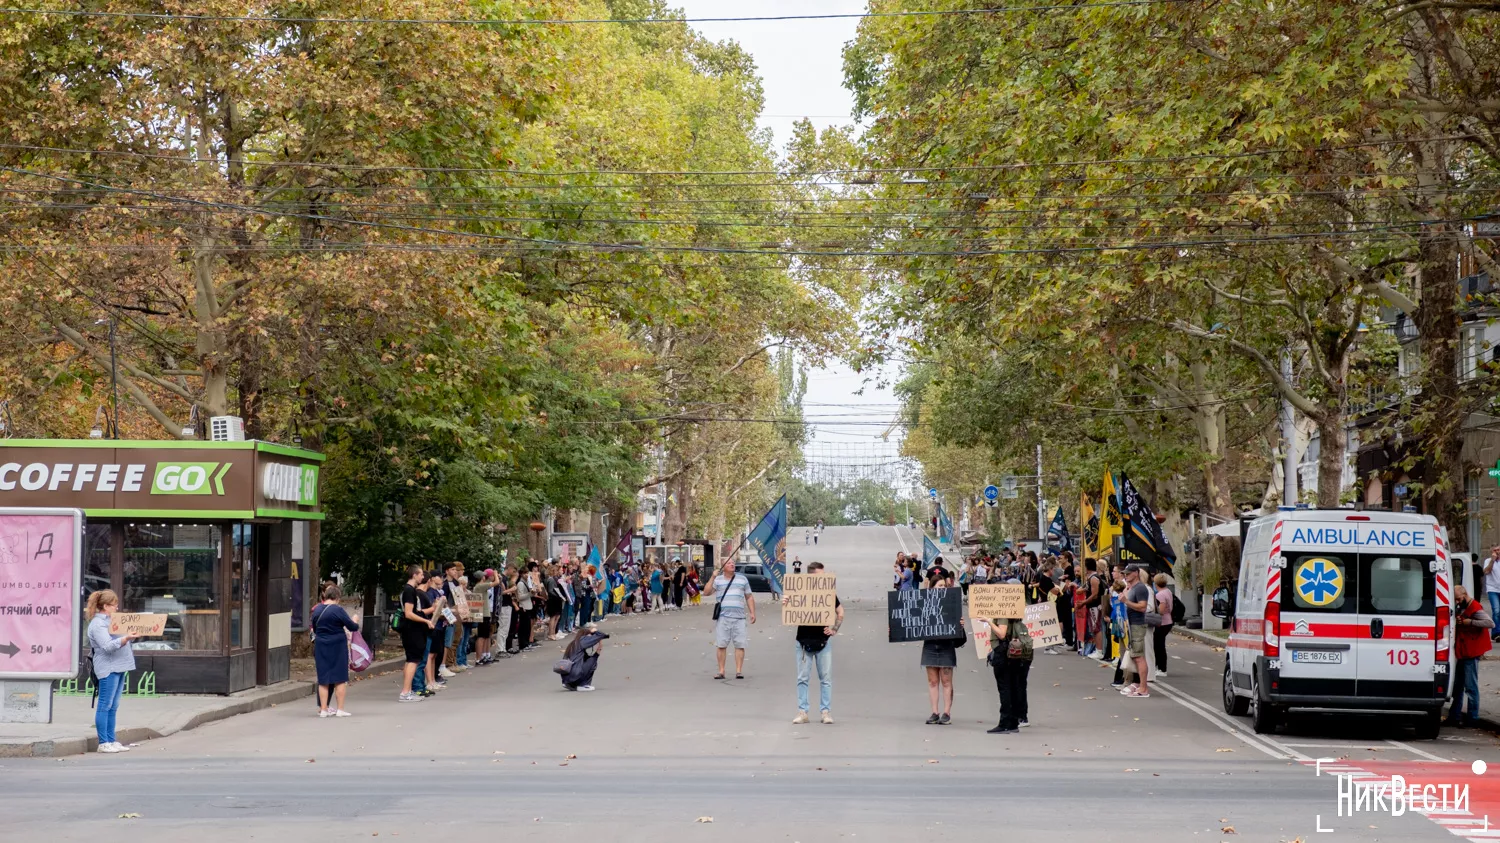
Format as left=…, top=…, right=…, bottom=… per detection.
left=926, top=713, right=941, bottom=725
left=986, top=725, right=1019, bottom=734
left=939, top=713, right=951, bottom=725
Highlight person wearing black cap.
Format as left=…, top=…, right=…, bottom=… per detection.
left=1122, top=564, right=1152, bottom=698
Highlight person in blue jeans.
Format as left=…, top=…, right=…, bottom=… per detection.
left=85, top=590, right=136, bottom=753
left=1483, top=547, right=1500, bottom=640
left=792, top=563, right=843, bottom=725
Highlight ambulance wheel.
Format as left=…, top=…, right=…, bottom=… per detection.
left=1250, top=673, right=1279, bottom=734
left=1223, top=662, right=1248, bottom=716
left=1413, top=710, right=1442, bottom=741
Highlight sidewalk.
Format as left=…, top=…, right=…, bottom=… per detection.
left=0, top=657, right=402, bottom=758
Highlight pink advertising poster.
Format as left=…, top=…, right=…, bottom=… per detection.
left=0, top=509, right=83, bottom=679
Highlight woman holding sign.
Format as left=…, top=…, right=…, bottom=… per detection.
left=921, top=566, right=964, bottom=725
left=85, top=590, right=135, bottom=753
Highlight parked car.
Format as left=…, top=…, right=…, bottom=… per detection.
left=858, top=519, right=880, bottom=527
left=734, top=562, right=776, bottom=593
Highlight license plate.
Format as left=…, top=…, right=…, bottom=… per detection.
left=1291, top=650, right=1343, bottom=664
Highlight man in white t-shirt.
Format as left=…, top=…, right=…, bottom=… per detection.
left=703, top=559, right=756, bottom=679
left=1483, top=546, right=1500, bottom=641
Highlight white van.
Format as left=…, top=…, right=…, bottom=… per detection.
left=1220, top=508, right=1452, bottom=737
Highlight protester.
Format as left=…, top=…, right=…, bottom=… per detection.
left=672, top=562, right=687, bottom=610
left=1058, top=564, right=1077, bottom=649
left=85, top=589, right=135, bottom=752
left=704, top=558, right=756, bottom=680
left=425, top=572, right=451, bottom=689
left=896, top=559, right=915, bottom=591
left=1121, top=565, right=1152, bottom=698
left=985, top=616, right=1032, bottom=734
left=508, top=565, right=536, bottom=652
left=1150, top=573, right=1174, bottom=678
left=471, top=569, right=498, bottom=665
left=793, top=561, right=842, bottom=725
left=544, top=564, right=566, bottom=640
left=398, top=566, right=435, bottom=701
left=560, top=567, right=576, bottom=634
left=577, top=565, right=597, bottom=628
left=1084, top=558, right=1106, bottom=658
left=687, top=565, right=702, bottom=605
left=310, top=585, right=359, bottom=717
left=650, top=563, right=665, bottom=612
left=1108, top=579, right=1128, bottom=686
left=1484, top=546, right=1500, bottom=642
left=921, top=565, right=963, bottom=724
left=1448, top=585, right=1494, bottom=727
left=560, top=623, right=610, bottom=691
left=448, top=567, right=472, bottom=670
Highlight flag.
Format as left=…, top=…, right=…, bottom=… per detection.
left=1097, top=472, right=1123, bottom=554
left=1118, top=473, right=1176, bottom=575
left=1046, top=507, right=1074, bottom=553
left=922, top=534, right=941, bottom=567
left=746, top=494, right=788, bottom=593
left=1080, top=492, right=1098, bottom=558
left=937, top=502, right=954, bottom=544
left=613, top=529, right=634, bottom=566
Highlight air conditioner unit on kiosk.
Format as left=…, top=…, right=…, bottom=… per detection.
left=210, top=416, right=246, bottom=442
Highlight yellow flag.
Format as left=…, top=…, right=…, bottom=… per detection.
left=1097, top=472, right=1123, bottom=554
left=1080, top=491, right=1097, bottom=558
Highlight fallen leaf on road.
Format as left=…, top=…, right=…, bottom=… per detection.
left=566, top=754, right=577, bottom=759
left=118, top=814, right=140, bottom=819
left=1083, top=696, right=1096, bottom=700
left=1215, top=748, right=1234, bottom=753
left=696, top=817, right=714, bottom=823
left=1220, top=826, right=1236, bottom=834
left=927, top=759, right=939, bottom=764
left=493, top=751, right=506, bottom=755
left=1123, top=768, right=1139, bottom=772
left=306, top=758, right=316, bottom=763
left=1053, top=683, right=1061, bottom=687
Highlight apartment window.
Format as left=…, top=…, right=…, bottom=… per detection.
left=1460, top=324, right=1490, bottom=381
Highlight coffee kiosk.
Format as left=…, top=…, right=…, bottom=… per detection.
left=0, top=439, right=323, bottom=694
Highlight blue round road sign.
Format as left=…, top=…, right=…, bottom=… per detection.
left=983, top=485, right=999, bottom=502
left=929, top=488, right=939, bottom=499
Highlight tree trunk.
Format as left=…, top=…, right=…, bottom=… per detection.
left=1315, top=412, right=1347, bottom=509
left=1415, top=232, right=1468, bottom=548
left=1189, top=358, right=1234, bottom=519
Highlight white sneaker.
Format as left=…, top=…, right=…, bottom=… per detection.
left=1156, top=671, right=1168, bottom=678
left=334, top=710, right=352, bottom=717
left=98, top=742, right=123, bottom=753
left=438, top=667, right=456, bottom=678
left=398, top=692, right=423, bottom=703
left=792, top=711, right=810, bottom=724
left=318, top=709, right=332, bottom=718
left=577, top=685, right=595, bottom=692
left=1019, top=719, right=1030, bottom=728
left=821, top=711, right=834, bottom=725
left=432, top=681, right=447, bottom=690
left=117, top=742, right=133, bottom=751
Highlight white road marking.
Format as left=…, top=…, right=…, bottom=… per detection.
left=1200, top=666, right=1213, bottom=671
left=1151, top=681, right=1302, bottom=761
left=893, top=526, right=912, bottom=556
left=1385, top=738, right=1454, bottom=763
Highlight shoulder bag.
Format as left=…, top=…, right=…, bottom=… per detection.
left=711, top=574, right=735, bottom=621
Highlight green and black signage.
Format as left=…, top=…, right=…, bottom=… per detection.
left=0, top=440, right=323, bottom=520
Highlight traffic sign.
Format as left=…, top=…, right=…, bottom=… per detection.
left=928, top=488, right=938, bottom=500
left=0, top=508, right=83, bottom=680
left=983, top=484, right=1000, bottom=502
left=1394, top=483, right=1409, bottom=498
left=1490, top=459, right=1500, bottom=486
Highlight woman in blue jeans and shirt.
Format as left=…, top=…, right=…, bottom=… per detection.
left=85, top=590, right=136, bottom=754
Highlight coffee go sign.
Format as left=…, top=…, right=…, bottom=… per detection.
left=262, top=463, right=318, bottom=506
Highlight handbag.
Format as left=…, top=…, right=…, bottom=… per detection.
left=552, top=657, right=574, bottom=675
left=1144, top=611, right=1165, bottom=627
left=348, top=630, right=373, bottom=672
left=711, top=574, right=734, bottom=621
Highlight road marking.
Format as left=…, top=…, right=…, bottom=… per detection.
left=1152, top=680, right=1301, bottom=761
left=1386, top=738, right=1454, bottom=763
left=1182, top=658, right=1195, bottom=663
left=893, top=526, right=912, bottom=556
left=1200, top=666, right=1213, bottom=671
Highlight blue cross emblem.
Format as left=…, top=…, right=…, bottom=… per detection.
left=1295, top=558, right=1344, bottom=607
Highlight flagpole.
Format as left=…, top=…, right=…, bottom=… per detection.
left=1035, top=444, right=1045, bottom=541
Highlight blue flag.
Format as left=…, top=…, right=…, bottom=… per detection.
left=746, top=494, right=788, bottom=593
left=1046, top=506, right=1074, bottom=553
left=922, top=534, right=941, bottom=567
left=937, top=502, right=954, bottom=544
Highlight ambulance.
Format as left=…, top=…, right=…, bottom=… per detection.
left=1221, top=508, right=1452, bottom=737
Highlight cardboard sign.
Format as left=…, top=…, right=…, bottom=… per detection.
left=781, top=572, right=837, bottom=626
left=109, top=613, right=168, bottom=637
left=972, top=617, right=995, bottom=661
left=1024, top=601, right=1064, bottom=647
left=968, top=583, right=1025, bottom=620
left=888, top=587, right=963, bottom=642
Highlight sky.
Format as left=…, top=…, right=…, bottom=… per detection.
left=673, top=0, right=914, bottom=492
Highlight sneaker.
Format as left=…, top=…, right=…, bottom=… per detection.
left=419, top=689, right=436, bottom=698
left=318, top=709, right=332, bottom=718
left=334, top=710, right=352, bottom=717
left=793, top=711, right=810, bottom=724
left=453, top=665, right=468, bottom=672
left=1156, top=671, right=1168, bottom=678
left=939, top=713, right=951, bottom=725
left=986, top=726, right=1019, bottom=735
left=821, top=710, right=834, bottom=725
left=398, top=692, right=422, bottom=702
left=432, top=681, right=448, bottom=690
left=1110, top=682, right=1124, bottom=689
left=438, top=667, right=456, bottom=678
left=925, top=713, right=941, bottom=725
left=119, top=743, right=133, bottom=751
left=1088, top=651, right=1106, bottom=660
left=98, top=742, right=123, bottom=753
left=577, top=685, right=595, bottom=692
left=1019, top=719, right=1030, bottom=728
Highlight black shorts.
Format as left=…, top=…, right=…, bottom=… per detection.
left=546, top=596, right=563, bottom=615
left=476, top=620, right=493, bottom=638
left=400, top=624, right=427, bottom=663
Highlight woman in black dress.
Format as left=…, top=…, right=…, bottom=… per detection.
left=920, top=567, right=964, bottom=725
left=312, top=585, right=360, bottom=717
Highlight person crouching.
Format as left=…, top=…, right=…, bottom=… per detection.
left=560, top=623, right=610, bottom=692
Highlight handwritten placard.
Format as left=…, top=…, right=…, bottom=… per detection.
left=888, top=587, right=962, bottom=642
left=1024, top=601, right=1064, bottom=647
left=968, top=583, right=1025, bottom=620
left=109, top=613, right=168, bottom=637
left=781, top=572, right=837, bottom=626
left=972, top=617, right=995, bottom=661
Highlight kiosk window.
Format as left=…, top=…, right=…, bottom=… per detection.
left=122, top=524, right=222, bottom=651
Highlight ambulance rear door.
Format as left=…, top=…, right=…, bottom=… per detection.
left=1353, top=524, right=1439, bottom=701
left=1280, top=524, right=1358, bottom=698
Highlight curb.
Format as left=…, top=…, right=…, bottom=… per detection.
left=0, top=656, right=406, bottom=759
left=1171, top=627, right=1230, bottom=649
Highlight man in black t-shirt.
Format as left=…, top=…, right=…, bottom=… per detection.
left=792, top=562, right=843, bottom=726
left=398, top=565, right=435, bottom=702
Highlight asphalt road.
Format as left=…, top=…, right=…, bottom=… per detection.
left=4, top=525, right=1498, bottom=842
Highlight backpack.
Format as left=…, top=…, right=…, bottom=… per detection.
left=1170, top=589, right=1186, bottom=625
left=1007, top=622, right=1034, bottom=662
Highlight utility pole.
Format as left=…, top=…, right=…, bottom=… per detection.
left=1036, top=444, right=1045, bottom=540
left=1280, top=352, right=1298, bottom=506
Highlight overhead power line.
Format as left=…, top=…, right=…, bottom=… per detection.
left=0, top=1, right=1190, bottom=26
